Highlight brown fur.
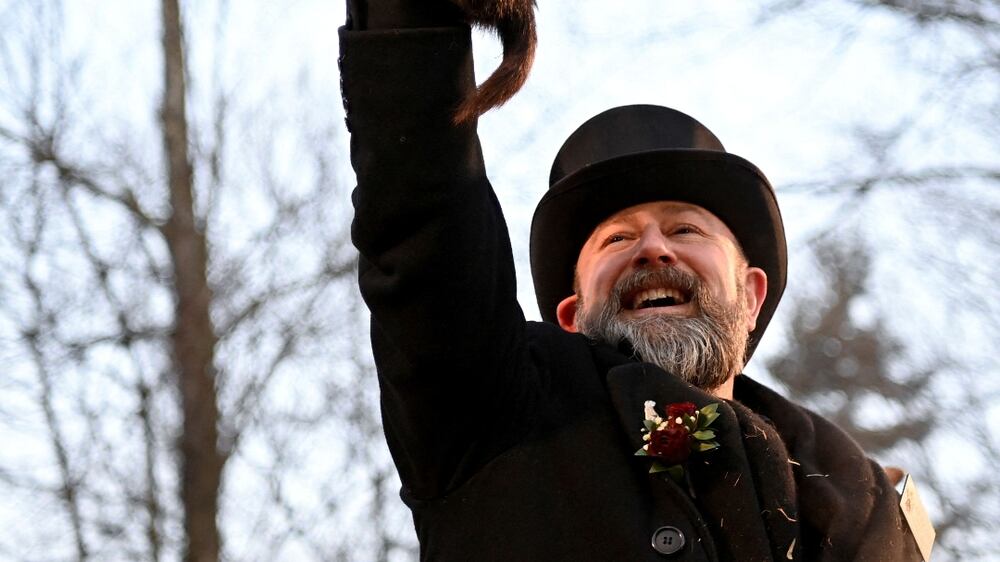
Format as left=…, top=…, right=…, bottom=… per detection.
left=451, top=0, right=537, bottom=124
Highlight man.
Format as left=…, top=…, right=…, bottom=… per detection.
left=340, top=1, right=922, bottom=559
left=536, top=104, right=780, bottom=404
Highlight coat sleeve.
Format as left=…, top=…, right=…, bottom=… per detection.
left=339, top=26, right=535, bottom=500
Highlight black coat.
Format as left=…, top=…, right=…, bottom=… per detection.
left=339, top=24, right=921, bottom=561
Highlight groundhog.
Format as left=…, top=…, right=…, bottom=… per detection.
left=451, top=0, right=537, bottom=124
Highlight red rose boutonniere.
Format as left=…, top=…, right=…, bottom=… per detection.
left=635, top=400, right=721, bottom=482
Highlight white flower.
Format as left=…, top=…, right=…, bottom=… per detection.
left=644, top=401, right=659, bottom=422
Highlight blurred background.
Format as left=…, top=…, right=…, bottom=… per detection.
left=0, top=0, right=997, bottom=560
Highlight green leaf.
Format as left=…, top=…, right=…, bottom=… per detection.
left=635, top=448, right=648, bottom=456
left=666, top=465, right=685, bottom=483
left=698, top=441, right=720, bottom=452
left=701, top=411, right=720, bottom=427
left=649, top=462, right=669, bottom=474
left=644, top=419, right=657, bottom=432
left=692, top=429, right=716, bottom=440
left=700, top=403, right=719, bottom=417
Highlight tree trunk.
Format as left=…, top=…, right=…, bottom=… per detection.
left=159, top=1, right=223, bottom=561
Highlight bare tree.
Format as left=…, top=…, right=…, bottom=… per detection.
left=3, top=1, right=994, bottom=561
left=768, top=236, right=1000, bottom=560
left=159, top=0, right=224, bottom=558
left=769, top=239, right=936, bottom=452
left=0, top=1, right=415, bottom=560
left=756, top=0, right=999, bottom=297
left=746, top=3, right=1000, bottom=557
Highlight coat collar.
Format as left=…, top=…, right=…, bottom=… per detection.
left=598, top=352, right=794, bottom=561
left=603, top=360, right=722, bottom=455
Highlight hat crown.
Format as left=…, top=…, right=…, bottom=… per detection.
left=549, top=105, right=726, bottom=186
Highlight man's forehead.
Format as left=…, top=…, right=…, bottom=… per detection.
left=596, top=201, right=724, bottom=230
left=582, top=200, right=744, bottom=258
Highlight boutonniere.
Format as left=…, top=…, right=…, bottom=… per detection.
left=635, top=400, right=721, bottom=482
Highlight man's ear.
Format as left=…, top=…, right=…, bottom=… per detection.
left=555, top=294, right=580, bottom=333
left=743, top=267, right=768, bottom=332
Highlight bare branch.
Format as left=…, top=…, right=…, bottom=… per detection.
left=49, top=153, right=158, bottom=228
left=15, top=194, right=89, bottom=560
left=27, top=333, right=89, bottom=562
left=780, top=165, right=1000, bottom=194
left=215, top=259, right=355, bottom=338
left=138, top=382, right=163, bottom=562
left=864, top=0, right=1000, bottom=30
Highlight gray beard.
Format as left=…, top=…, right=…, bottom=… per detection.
left=576, top=267, right=750, bottom=392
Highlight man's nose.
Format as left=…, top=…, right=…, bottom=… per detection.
left=633, top=227, right=677, bottom=267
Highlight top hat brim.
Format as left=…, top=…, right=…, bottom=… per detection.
left=529, top=148, right=786, bottom=360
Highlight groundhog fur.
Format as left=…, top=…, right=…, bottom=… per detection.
left=452, top=0, right=537, bottom=124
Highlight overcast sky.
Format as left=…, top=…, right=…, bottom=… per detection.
left=2, top=1, right=996, bottom=558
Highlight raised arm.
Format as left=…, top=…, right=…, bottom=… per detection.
left=340, top=3, right=534, bottom=500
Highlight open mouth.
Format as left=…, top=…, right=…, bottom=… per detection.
left=626, top=287, right=692, bottom=310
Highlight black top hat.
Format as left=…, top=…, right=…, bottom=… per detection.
left=530, top=105, right=786, bottom=359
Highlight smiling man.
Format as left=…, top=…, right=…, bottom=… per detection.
left=557, top=200, right=767, bottom=399
left=339, top=2, right=923, bottom=560
left=528, top=103, right=788, bottom=400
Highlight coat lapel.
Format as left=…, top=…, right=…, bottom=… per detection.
left=605, top=362, right=788, bottom=561
left=604, top=361, right=719, bottom=454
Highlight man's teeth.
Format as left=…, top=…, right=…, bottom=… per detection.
left=632, top=288, right=688, bottom=310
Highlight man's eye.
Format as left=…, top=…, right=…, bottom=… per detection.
left=604, top=233, right=629, bottom=246
left=671, top=224, right=700, bottom=235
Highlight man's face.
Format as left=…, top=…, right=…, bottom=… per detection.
left=555, top=201, right=767, bottom=391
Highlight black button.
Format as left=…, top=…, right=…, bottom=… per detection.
left=651, top=526, right=685, bottom=555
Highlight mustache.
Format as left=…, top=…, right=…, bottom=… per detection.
left=609, top=267, right=702, bottom=311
